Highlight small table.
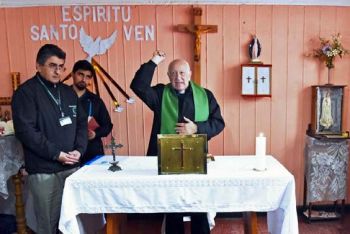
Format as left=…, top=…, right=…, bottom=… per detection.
left=303, top=136, right=349, bottom=221
left=59, top=155, right=298, bottom=234
left=0, top=135, right=27, bottom=234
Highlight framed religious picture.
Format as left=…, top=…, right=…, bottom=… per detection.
left=311, top=85, right=346, bottom=136
left=241, top=64, right=272, bottom=97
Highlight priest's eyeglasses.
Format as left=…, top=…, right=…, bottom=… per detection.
left=45, top=63, right=66, bottom=72
left=168, top=71, right=187, bottom=78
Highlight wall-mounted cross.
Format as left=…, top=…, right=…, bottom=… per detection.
left=172, top=142, right=193, bottom=168
left=176, top=7, right=218, bottom=85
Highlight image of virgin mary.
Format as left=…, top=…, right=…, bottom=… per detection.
left=319, top=90, right=334, bottom=129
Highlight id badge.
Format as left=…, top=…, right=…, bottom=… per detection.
left=59, top=116, right=72, bottom=126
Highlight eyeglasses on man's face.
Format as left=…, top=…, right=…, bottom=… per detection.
left=168, top=70, right=188, bottom=78
left=44, top=63, right=66, bottom=72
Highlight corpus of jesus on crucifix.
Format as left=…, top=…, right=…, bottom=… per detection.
left=176, top=7, right=218, bottom=84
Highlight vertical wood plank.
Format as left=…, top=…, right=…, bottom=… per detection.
left=0, top=8, right=11, bottom=96
left=239, top=5, right=256, bottom=155
left=116, top=6, right=139, bottom=155
left=286, top=6, right=305, bottom=202
left=255, top=5, right=272, bottom=155
left=109, top=5, right=129, bottom=155
left=207, top=5, right=224, bottom=155
left=270, top=6, right=288, bottom=164
left=156, top=5, right=173, bottom=85
left=319, top=6, right=337, bottom=84
left=138, top=5, right=157, bottom=155
left=301, top=6, right=321, bottom=202
left=21, top=7, right=40, bottom=80
left=125, top=6, right=143, bottom=155
left=223, top=5, right=240, bottom=155
left=335, top=6, right=350, bottom=200
left=173, top=6, right=193, bottom=72
left=6, top=8, right=26, bottom=82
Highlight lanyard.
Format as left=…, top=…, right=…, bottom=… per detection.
left=37, top=76, right=65, bottom=118
left=88, top=99, right=92, bottom=116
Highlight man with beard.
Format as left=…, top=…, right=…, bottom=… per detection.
left=71, top=60, right=113, bottom=164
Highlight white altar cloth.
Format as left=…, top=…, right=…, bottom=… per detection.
left=59, top=155, right=298, bottom=234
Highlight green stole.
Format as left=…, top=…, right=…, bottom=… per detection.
left=160, top=81, right=209, bottom=134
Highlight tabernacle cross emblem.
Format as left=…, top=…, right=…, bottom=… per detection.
left=176, top=7, right=218, bottom=85
left=172, top=142, right=193, bottom=168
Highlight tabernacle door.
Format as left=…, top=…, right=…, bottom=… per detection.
left=157, top=134, right=207, bottom=175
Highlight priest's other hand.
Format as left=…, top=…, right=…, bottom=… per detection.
left=175, top=116, right=198, bottom=134
left=151, top=50, right=166, bottom=65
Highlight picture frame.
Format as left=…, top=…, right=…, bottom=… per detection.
left=241, top=64, right=272, bottom=97
left=0, top=72, right=20, bottom=106
left=311, top=85, right=345, bottom=135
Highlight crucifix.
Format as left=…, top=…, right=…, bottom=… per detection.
left=105, top=136, right=123, bottom=172
left=172, top=142, right=193, bottom=168
left=260, top=76, right=266, bottom=83
left=176, top=7, right=218, bottom=85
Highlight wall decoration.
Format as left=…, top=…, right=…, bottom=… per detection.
left=241, top=64, right=271, bottom=96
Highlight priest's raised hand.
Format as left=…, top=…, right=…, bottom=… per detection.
left=151, top=50, right=166, bottom=65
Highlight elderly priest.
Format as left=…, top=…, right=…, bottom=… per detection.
left=130, top=50, right=225, bottom=234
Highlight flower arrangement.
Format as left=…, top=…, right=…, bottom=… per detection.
left=311, top=33, right=348, bottom=69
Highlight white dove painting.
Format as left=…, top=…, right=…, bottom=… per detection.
left=79, top=27, right=117, bottom=61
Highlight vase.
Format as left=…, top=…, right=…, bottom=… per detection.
left=326, top=67, right=334, bottom=85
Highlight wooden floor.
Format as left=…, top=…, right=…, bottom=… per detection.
left=2, top=210, right=350, bottom=234
left=124, top=211, right=350, bottom=234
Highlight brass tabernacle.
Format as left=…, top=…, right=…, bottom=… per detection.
left=157, top=134, right=207, bottom=175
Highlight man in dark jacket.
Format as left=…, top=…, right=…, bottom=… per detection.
left=130, top=50, right=225, bottom=234
left=71, top=60, right=113, bottom=164
left=11, top=44, right=87, bottom=234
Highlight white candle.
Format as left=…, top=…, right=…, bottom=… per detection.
left=255, top=132, right=266, bottom=171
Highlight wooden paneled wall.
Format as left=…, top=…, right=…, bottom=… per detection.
left=1, top=5, right=350, bottom=205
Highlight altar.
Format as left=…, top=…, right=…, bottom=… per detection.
left=59, top=155, right=298, bottom=234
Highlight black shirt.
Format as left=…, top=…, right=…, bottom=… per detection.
left=12, top=73, right=88, bottom=174
left=79, top=90, right=113, bottom=164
